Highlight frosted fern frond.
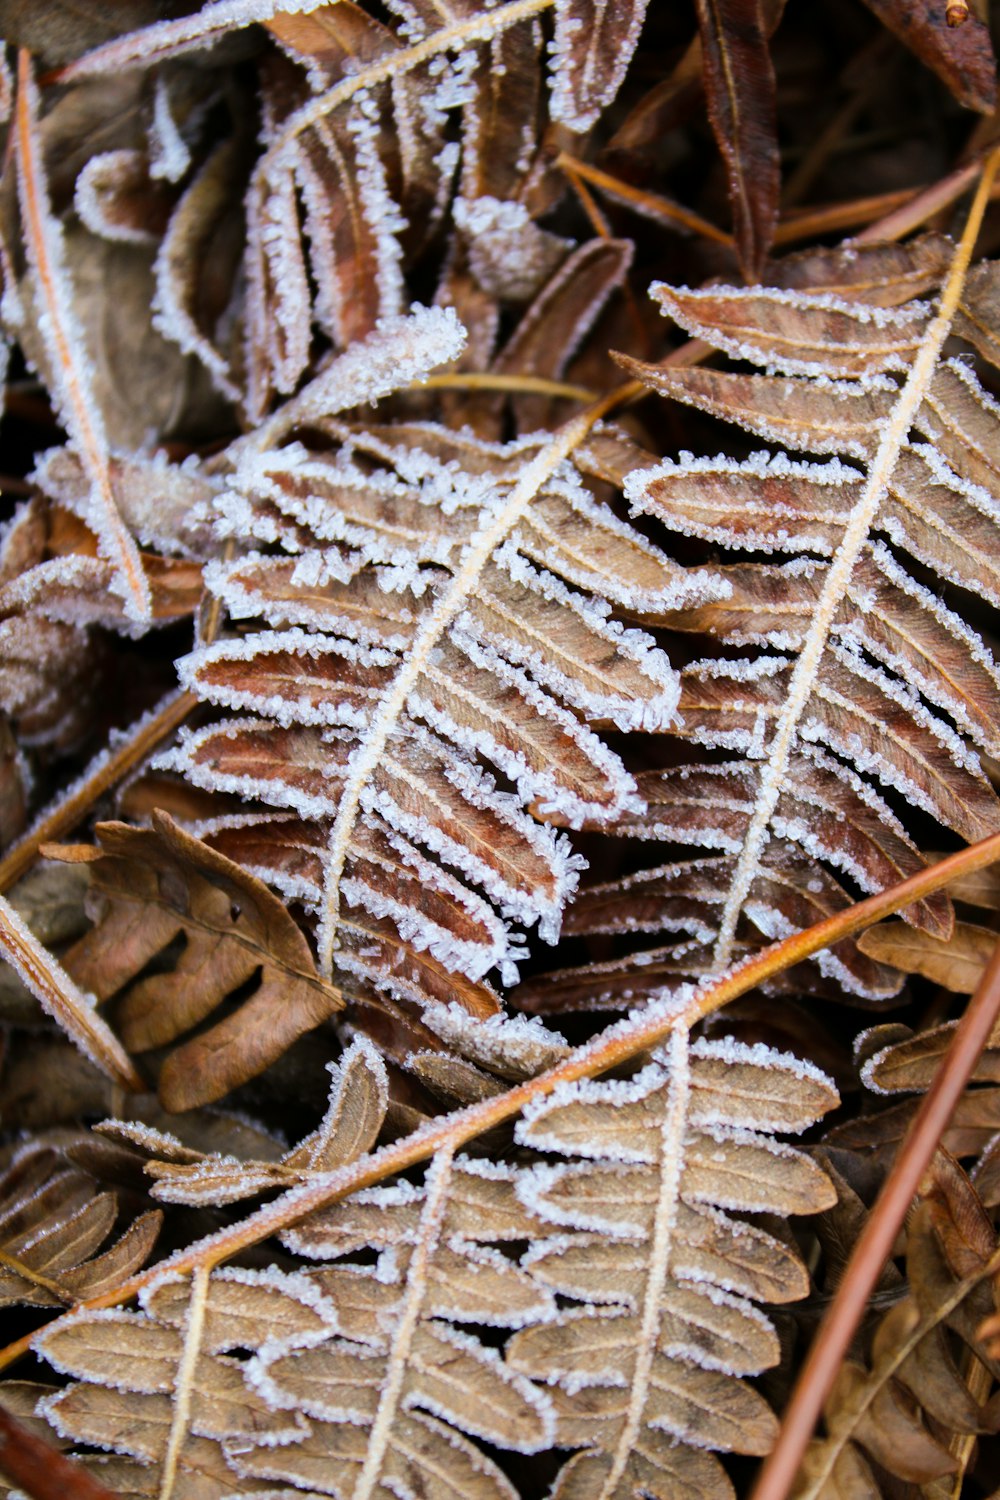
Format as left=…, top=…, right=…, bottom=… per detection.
left=0, top=1138, right=160, bottom=1309
left=550, top=234, right=1000, bottom=1005
left=26, top=1029, right=837, bottom=1500
left=132, top=0, right=647, bottom=418
left=506, top=1031, right=837, bottom=1499
left=32, top=1247, right=551, bottom=1500
left=240, top=9, right=544, bottom=419
left=163, top=312, right=709, bottom=1007
left=29, top=1042, right=558, bottom=1500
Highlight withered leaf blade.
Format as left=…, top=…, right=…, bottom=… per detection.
left=460, top=16, right=546, bottom=209
left=861, top=1018, right=1000, bottom=1094
left=827, top=1085, right=1000, bottom=1161
left=49, top=811, right=343, bottom=1110
left=12, top=57, right=152, bottom=623
left=649, top=280, right=929, bottom=374
left=74, top=149, right=173, bottom=246
left=492, top=238, right=632, bottom=431
left=694, top=0, right=779, bottom=280
left=548, top=0, right=651, bottom=132
left=766, top=233, right=956, bottom=303
left=859, top=0, right=997, bottom=111
left=858, top=918, right=997, bottom=993
left=153, top=135, right=246, bottom=405
left=615, top=355, right=899, bottom=458
left=0, top=1140, right=159, bottom=1308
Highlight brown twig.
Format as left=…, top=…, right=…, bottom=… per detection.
left=773, top=162, right=1000, bottom=247
left=0, top=688, right=197, bottom=895
left=559, top=157, right=614, bottom=240
left=554, top=152, right=736, bottom=247
left=750, top=932, right=1000, bottom=1500
left=0, top=1404, right=121, bottom=1500
left=0, top=1248, right=76, bottom=1306
left=416, top=372, right=599, bottom=402
left=557, top=158, right=652, bottom=359
left=852, top=158, right=985, bottom=243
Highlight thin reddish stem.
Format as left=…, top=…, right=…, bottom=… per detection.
left=555, top=152, right=735, bottom=247
left=750, top=933, right=1000, bottom=1500
left=0, top=888, right=144, bottom=1091
left=0, top=1404, right=120, bottom=1500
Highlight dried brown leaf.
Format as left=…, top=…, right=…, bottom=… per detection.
left=858, top=918, right=997, bottom=992
left=0, top=1140, right=159, bottom=1308
left=859, top=0, right=997, bottom=111
left=694, top=0, right=779, bottom=279
left=492, top=238, right=632, bottom=430
left=861, top=1019, right=1000, bottom=1094
left=48, top=812, right=343, bottom=1111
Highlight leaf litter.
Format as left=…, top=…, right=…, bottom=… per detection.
left=0, top=5, right=999, bottom=1500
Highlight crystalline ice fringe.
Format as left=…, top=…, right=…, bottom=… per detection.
left=421, top=1002, right=568, bottom=1075
left=15, top=60, right=151, bottom=621
left=149, top=73, right=191, bottom=181
left=74, top=151, right=157, bottom=246
left=65, top=0, right=376, bottom=74
left=548, top=0, right=650, bottom=132
left=241, top=305, right=466, bottom=458
left=153, top=152, right=242, bottom=402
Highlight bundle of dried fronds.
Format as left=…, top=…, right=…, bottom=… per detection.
left=1, top=4, right=1000, bottom=1500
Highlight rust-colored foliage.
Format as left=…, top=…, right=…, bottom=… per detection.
left=0, top=4, right=999, bottom=1500
left=48, top=813, right=343, bottom=1110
